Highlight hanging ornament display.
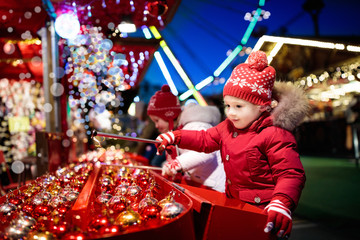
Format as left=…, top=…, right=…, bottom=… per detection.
left=0, top=79, right=45, bottom=164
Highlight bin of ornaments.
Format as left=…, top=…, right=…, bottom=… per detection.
left=0, top=149, right=195, bottom=240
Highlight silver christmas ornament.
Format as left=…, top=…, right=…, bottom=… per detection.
left=160, top=201, right=184, bottom=220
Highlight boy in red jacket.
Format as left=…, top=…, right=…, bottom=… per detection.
left=155, top=51, right=308, bottom=239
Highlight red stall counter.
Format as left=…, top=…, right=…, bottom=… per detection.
left=178, top=184, right=276, bottom=240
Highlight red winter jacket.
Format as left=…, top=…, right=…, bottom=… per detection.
left=179, top=113, right=305, bottom=209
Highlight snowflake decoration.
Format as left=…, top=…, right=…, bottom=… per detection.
left=249, top=82, right=266, bottom=95
left=227, top=77, right=249, bottom=88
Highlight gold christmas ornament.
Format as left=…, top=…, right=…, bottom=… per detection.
left=27, top=231, right=56, bottom=240
left=114, top=209, right=142, bottom=227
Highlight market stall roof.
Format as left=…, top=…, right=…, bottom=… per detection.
left=252, top=35, right=360, bottom=82
left=252, top=35, right=360, bottom=119
left=0, top=0, right=180, bottom=84
left=48, top=0, right=180, bottom=33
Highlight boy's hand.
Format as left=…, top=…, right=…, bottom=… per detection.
left=162, top=159, right=182, bottom=177
left=155, top=130, right=181, bottom=155
left=264, top=199, right=292, bottom=239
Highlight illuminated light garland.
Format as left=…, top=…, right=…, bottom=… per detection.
left=141, top=26, right=152, bottom=39
left=347, top=45, right=360, bottom=52
left=241, top=8, right=262, bottom=45
left=259, top=0, right=266, bottom=6
left=179, top=3, right=265, bottom=101
left=195, top=76, right=214, bottom=91
left=4, top=39, right=42, bottom=45
left=214, top=45, right=242, bottom=77
left=148, top=26, right=207, bottom=106
left=153, top=51, right=178, bottom=96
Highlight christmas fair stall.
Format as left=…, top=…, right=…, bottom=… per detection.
left=0, top=0, right=49, bottom=190
left=0, top=1, right=278, bottom=239
left=0, top=1, right=195, bottom=239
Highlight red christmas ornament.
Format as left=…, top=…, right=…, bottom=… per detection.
left=48, top=219, right=68, bottom=237
left=57, top=206, right=68, bottom=216
left=9, top=196, right=23, bottom=205
left=62, top=231, right=86, bottom=240
left=34, top=204, right=51, bottom=217
left=49, top=206, right=68, bottom=219
left=71, top=185, right=82, bottom=194
left=99, top=184, right=112, bottom=193
left=137, top=176, right=149, bottom=189
left=140, top=205, right=162, bottom=220
left=108, top=195, right=128, bottom=213
left=35, top=215, right=51, bottom=229
left=22, top=203, right=35, bottom=215
left=99, top=225, right=121, bottom=234
left=0, top=211, right=18, bottom=224
left=88, top=215, right=109, bottom=232
left=146, top=1, right=168, bottom=17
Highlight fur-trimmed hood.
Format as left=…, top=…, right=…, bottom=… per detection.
left=179, top=103, right=221, bottom=127
left=271, top=81, right=310, bottom=131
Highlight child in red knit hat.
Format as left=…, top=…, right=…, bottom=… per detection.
left=155, top=51, right=309, bottom=239
left=147, top=85, right=226, bottom=192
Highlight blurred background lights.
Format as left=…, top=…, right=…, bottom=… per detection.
left=54, top=13, right=80, bottom=39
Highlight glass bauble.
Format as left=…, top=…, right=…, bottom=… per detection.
left=114, top=209, right=142, bottom=227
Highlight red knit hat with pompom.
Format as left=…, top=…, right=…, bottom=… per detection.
left=147, top=85, right=181, bottom=130
left=223, top=51, right=276, bottom=106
